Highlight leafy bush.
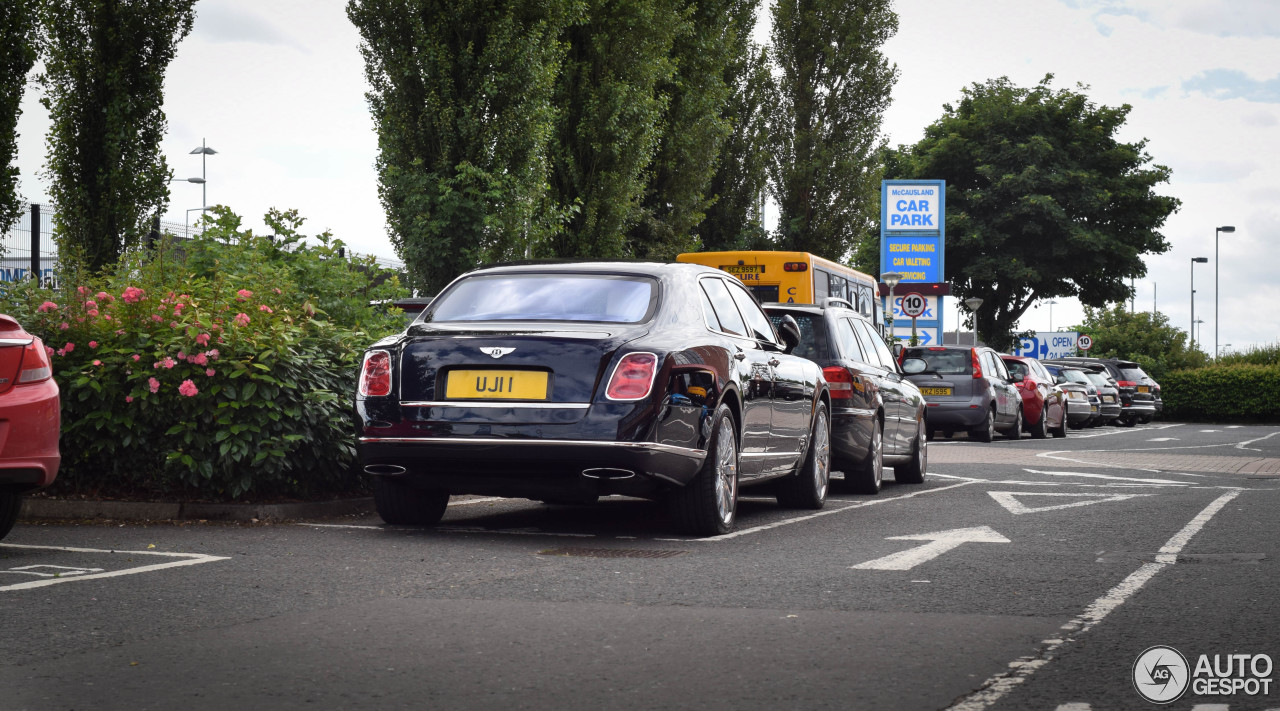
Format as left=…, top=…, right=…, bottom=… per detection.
left=1215, top=343, right=1280, bottom=368
left=1160, top=364, right=1280, bottom=422
left=1, top=208, right=407, bottom=499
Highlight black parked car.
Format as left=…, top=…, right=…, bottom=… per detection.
left=356, top=262, right=832, bottom=537
left=1051, top=357, right=1155, bottom=426
left=763, top=300, right=928, bottom=494
left=899, top=345, right=1023, bottom=442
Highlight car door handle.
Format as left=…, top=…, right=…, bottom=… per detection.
left=734, top=351, right=747, bottom=361
left=768, top=358, right=780, bottom=367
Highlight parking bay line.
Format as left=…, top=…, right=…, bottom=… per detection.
left=0, top=543, right=230, bottom=592
left=946, top=489, right=1242, bottom=711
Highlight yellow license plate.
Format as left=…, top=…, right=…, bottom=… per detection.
left=720, top=264, right=762, bottom=275
left=446, top=370, right=549, bottom=400
left=1138, top=385, right=1150, bottom=393
left=920, top=387, right=952, bottom=396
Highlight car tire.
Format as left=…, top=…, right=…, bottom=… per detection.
left=373, top=476, right=450, bottom=526
left=1004, top=408, right=1023, bottom=440
left=776, top=403, right=830, bottom=509
left=1120, top=416, right=1136, bottom=428
left=1051, top=410, right=1068, bottom=438
left=896, top=419, right=927, bottom=484
left=1030, top=406, right=1049, bottom=439
left=669, top=403, right=739, bottom=536
left=847, top=417, right=884, bottom=494
left=0, top=493, right=22, bottom=541
left=973, top=407, right=996, bottom=443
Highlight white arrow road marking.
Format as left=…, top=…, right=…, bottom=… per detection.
left=1024, top=468, right=1191, bottom=485
left=852, top=526, right=1010, bottom=571
left=989, top=491, right=1152, bottom=515
left=1237, top=431, right=1280, bottom=451
left=1147, top=437, right=1178, bottom=442
left=1201, top=429, right=1221, bottom=433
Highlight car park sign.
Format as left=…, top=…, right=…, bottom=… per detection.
left=881, top=179, right=946, bottom=344
left=1011, top=332, right=1080, bottom=360
left=892, top=326, right=940, bottom=347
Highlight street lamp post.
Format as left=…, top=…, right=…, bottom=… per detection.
left=880, top=271, right=903, bottom=343
left=1190, top=257, right=1208, bottom=351
left=1194, top=319, right=1205, bottom=347
left=1045, top=299, right=1058, bottom=332
left=189, top=138, right=218, bottom=210
left=964, top=297, right=983, bottom=346
left=1215, top=225, right=1235, bottom=359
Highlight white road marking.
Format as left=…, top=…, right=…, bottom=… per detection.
left=851, top=526, right=1009, bottom=571
left=448, top=497, right=506, bottom=506
left=1226, top=425, right=1244, bottom=429
left=1054, top=704, right=1091, bottom=711
left=1190, top=705, right=1230, bottom=711
left=297, top=522, right=595, bottom=538
left=1237, top=431, right=1280, bottom=451
left=946, top=490, right=1241, bottom=711
left=0, top=564, right=105, bottom=578
left=1037, top=450, right=1166, bottom=472
left=1147, top=437, right=1178, bottom=442
left=1024, top=468, right=1192, bottom=485
left=988, top=491, right=1152, bottom=515
left=0, top=544, right=229, bottom=592
left=1201, top=429, right=1222, bottom=433
left=682, top=480, right=982, bottom=542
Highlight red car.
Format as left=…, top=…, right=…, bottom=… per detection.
left=0, top=315, right=60, bottom=541
left=1001, top=355, right=1068, bottom=438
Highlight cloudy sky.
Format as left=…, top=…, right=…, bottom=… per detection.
left=11, top=0, right=1280, bottom=353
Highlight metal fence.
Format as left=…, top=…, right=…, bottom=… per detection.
left=1, top=202, right=404, bottom=287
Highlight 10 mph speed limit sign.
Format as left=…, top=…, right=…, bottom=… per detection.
left=900, top=292, right=927, bottom=318
left=1077, top=334, right=1093, bottom=351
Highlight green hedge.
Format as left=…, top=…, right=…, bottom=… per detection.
left=1160, top=364, right=1280, bottom=422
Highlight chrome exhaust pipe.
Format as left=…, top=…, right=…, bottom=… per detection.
left=582, top=468, right=636, bottom=480
left=364, top=464, right=407, bottom=476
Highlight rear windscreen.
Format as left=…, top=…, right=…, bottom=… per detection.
left=904, top=349, right=971, bottom=375
left=767, top=312, right=829, bottom=361
left=1085, top=373, right=1109, bottom=387
left=428, top=274, right=656, bottom=323
left=1120, top=367, right=1148, bottom=380
left=1062, top=370, right=1091, bottom=385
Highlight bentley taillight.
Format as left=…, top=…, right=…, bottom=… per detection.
left=359, top=350, right=392, bottom=397
left=606, top=352, right=658, bottom=400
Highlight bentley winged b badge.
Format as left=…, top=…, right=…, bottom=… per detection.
left=481, top=347, right=516, bottom=359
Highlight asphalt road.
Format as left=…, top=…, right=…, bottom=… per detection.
left=3, top=422, right=1278, bottom=711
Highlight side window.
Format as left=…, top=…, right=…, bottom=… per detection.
left=857, top=284, right=874, bottom=318
left=813, top=268, right=830, bottom=302
left=835, top=318, right=867, bottom=363
left=700, top=278, right=748, bottom=337
left=698, top=286, right=721, bottom=331
left=727, top=280, right=779, bottom=344
left=988, top=353, right=1010, bottom=379
left=854, top=319, right=896, bottom=369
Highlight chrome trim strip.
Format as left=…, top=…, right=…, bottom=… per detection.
left=0, top=337, right=34, bottom=347
left=358, top=436, right=705, bottom=457
left=399, top=401, right=590, bottom=409
left=739, top=451, right=801, bottom=459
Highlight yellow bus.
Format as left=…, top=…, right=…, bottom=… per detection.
left=676, top=250, right=882, bottom=325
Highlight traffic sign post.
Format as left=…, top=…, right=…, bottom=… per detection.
left=1077, top=334, right=1093, bottom=355
left=900, top=292, right=926, bottom=346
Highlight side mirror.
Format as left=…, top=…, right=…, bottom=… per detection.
left=892, top=342, right=904, bottom=358
left=901, top=357, right=927, bottom=375
left=776, top=314, right=801, bottom=354
left=1055, top=376, right=1067, bottom=384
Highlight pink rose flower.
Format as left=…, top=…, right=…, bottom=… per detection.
left=77, top=286, right=89, bottom=296
left=132, top=354, right=141, bottom=361
left=85, top=300, right=97, bottom=309
left=96, top=291, right=111, bottom=302
left=88, top=341, right=98, bottom=348
left=178, top=379, right=198, bottom=397
left=236, top=289, right=253, bottom=300
left=206, top=349, right=219, bottom=360
left=62, top=342, right=74, bottom=353
left=206, top=368, right=216, bottom=377
left=59, top=322, right=69, bottom=330
left=148, top=377, right=160, bottom=393
left=125, top=395, right=134, bottom=403
left=151, top=314, right=162, bottom=322
left=234, top=313, right=250, bottom=327
left=195, top=332, right=210, bottom=346
left=37, top=301, right=58, bottom=313
left=92, top=359, right=101, bottom=366
left=193, top=353, right=208, bottom=366
left=178, top=351, right=187, bottom=360
left=45, top=346, right=54, bottom=357
left=258, top=305, right=273, bottom=313
left=87, top=309, right=99, bottom=317
left=122, top=286, right=144, bottom=303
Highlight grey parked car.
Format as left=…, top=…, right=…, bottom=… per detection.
left=1042, top=364, right=1096, bottom=429
left=1052, top=357, right=1156, bottom=426
left=899, top=345, right=1022, bottom=442
left=1081, top=367, right=1123, bottom=424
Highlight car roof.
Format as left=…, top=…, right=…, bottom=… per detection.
left=468, top=260, right=719, bottom=278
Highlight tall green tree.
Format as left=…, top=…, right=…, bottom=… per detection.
left=36, top=0, right=196, bottom=272
left=768, top=0, right=897, bottom=260
left=625, top=0, right=757, bottom=260
left=1076, top=305, right=1208, bottom=379
left=0, top=0, right=37, bottom=234
left=349, top=0, right=575, bottom=295
left=697, top=39, right=773, bottom=251
left=886, top=76, right=1181, bottom=350
left=543, top=0, right=683, bottom=259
